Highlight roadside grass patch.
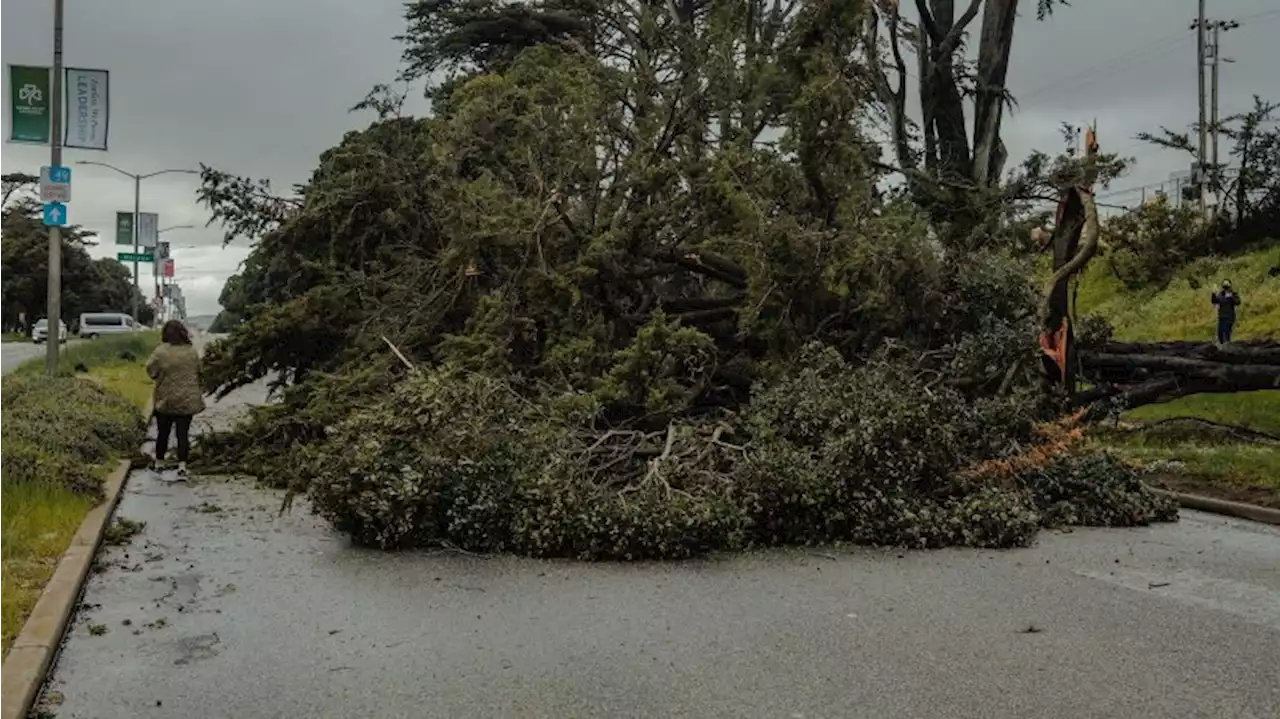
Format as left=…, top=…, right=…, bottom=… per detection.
left=1, top=337, right=153, bottom=655
left=0, top=483, right=97, bottom=653
left=1077, top=245, right=1280, bottom=506
left=1121, top=390, right=1280, bottom=436
left=13, top=332, right=160, bottom=379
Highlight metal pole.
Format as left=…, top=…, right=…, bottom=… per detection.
left=1210, top=21, right=1220, bottom=219
left=44, top=0, right=65, bottom=375
left=132, top=174, right=140, bottom=321
left=1196, top=1, right=1208, bottom=217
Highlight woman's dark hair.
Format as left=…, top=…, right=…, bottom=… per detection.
left=161, top=320, right=192, bottom=345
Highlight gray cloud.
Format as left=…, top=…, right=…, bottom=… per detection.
left=4, top=0, right=1277, bottom=313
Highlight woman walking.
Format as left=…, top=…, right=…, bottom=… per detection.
left=146, top=320, right=205, bottom=480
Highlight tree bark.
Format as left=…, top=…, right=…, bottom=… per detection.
left=971, top=0, right=1018, bottom=187
left=1075, top=340, right=1280, bottom=414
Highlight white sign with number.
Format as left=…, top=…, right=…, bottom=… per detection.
left=39, top=165, right=71, bottom=202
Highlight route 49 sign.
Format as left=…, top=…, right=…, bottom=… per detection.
left=39, top=164, right=71, bottom=202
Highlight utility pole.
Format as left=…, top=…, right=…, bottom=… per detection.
left=1209, top=18, right=1240, bottom=219
left=44, top=0, right=65, bottom=375
left=1194, top=1, right=1208, bottom=218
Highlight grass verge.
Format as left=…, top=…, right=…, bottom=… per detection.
left=1077, top=244, right=1280, bottom=507
left=1, top=334, right=156, bottom=656
left=1, top=332, right=27, bottom=343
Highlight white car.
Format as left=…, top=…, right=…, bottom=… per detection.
left=79, top=312, right=143, bottom=338
left=32, top=318, right=68, bottom=344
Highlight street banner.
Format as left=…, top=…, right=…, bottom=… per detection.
left=64, top=68, right=109, bottom=150
left=138, top=212, right=158, bottom=247
left=162, top=258, right=175, bottom=278
left=115, top=212, right=159, bottom=246
left=8, top=65, right=51, bottom=144
left=115, top=212, right=133, bottom=245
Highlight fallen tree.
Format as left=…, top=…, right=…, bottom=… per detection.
left=1075, top=340, right=1280, bottom=413
left=192, top=0, right=1181, bottom=559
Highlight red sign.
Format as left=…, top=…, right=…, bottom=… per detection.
left=162, top=258, right=175, bottom=278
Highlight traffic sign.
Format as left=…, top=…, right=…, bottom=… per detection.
left=39, top=164, right=71, bottom=202
left=43, top=201, right=67, bottom=226
left=117, top=251, right=155, bottom=263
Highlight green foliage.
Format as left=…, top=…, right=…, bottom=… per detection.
left=1102, top=196, right=1215, bottom=289
left=1018, top=452, right=1178, bottom=527
left=192, top=3, right=1179, bottom=559
left=285, top=349, right=1168, bottom=560
left=14, top=332, right=160, bottom=378
left=2, top=181, right=153, bottom=329
left=1, top=375, right=145, bottom=497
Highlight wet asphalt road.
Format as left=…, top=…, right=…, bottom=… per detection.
left=38, top=381, right=1280, bottom=719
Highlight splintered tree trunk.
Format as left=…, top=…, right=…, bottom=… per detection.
left=1041, top=190, right=1083, bottom=392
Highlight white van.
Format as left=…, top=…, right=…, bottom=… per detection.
left=79, top=312, right=142, bottom=338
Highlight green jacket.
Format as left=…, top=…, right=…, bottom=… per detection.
left=146, top=343, right=206, bottom=416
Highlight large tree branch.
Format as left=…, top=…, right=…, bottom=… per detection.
left=872, top=2, right=915, bottom=172
left=971, top=0, right=1018, bottom=188
left=913, top=0, right=942, bottom=43
left=938, top=0, right=984, bottom=58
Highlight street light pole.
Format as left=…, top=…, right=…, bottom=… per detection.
left=133, top=174, right=141, bottom=320
left=75, top=162, right=197, bottom=323
left=44, top=0, right=65, bottom=375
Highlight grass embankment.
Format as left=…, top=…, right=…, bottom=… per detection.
left=1077, top=245, right=1280, bottom=506
left=1, top=332, right=27, bottom=343
left=1, top=333, right=158, bottom=655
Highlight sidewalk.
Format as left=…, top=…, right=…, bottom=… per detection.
left=37, top=378, right=1280, bottom=719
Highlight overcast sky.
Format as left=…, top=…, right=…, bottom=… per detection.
left=3, top=0, right=1277, bottom=315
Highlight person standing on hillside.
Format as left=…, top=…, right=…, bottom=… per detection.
left=146, top=320, right=206, bottom=481
left=1211, top=280, right=1241, bottom=344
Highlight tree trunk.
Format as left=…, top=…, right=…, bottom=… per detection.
left=971, top=0, right=1018, bottom=187
left=1075, top=340, right=1280, bottom=414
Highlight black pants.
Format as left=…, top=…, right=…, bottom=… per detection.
left=1217, top=316, right=1235, bottom=344
left=154, top=413, right=193, bottom=463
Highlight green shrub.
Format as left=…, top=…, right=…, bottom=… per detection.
left=292, top=350, right=1174, bottom=560
left=1, top=375, right=145, bottom=497
left=1019, top=451, right=1178, bottom=527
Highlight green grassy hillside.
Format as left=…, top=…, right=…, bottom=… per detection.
left=1077, top=243, right=1279, bottom=344
left=1076, top=244, right=1279, bottom=506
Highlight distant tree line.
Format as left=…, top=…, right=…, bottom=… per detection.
left=2, top=172, right=154, bottom=332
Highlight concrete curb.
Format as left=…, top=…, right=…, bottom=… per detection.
left=1154, top=488, right=1280, bottom=527
left=0, top=459, right=131, bottom=719
left=1, top=397, right=152, bottom=719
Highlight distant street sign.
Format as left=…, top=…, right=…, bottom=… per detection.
left=117, top=251, right=154, bottom=263
left=39, top=164, right=71, bottom=202
left=43, top=201, right=67, bottom=226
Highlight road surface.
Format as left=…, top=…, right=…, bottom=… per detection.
left=36, top=381, right=1280, bottom=719
left=1, top=340, right=48, bottom=374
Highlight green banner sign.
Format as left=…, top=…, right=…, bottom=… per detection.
left=9, top=65, right=51, bottom=144
left=115, top=212, right=133, bottom=245
left=118, top=251, right=154, bottom=263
